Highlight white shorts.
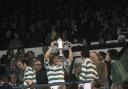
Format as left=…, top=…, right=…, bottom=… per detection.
left=50, top=85, right=59, bottom=89
left=79, top=83, right=91, bottom=89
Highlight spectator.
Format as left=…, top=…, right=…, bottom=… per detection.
left=97, top=52, right=107, bottom=80
left=98, top=51, right=109, bottom=89
left=9, top=73, right=19, bottom=87
left=16, top=59, right=36, bottom=89
left=2, top=30, right=12, bottom=49
left=26, top=51, right=35, bottom=67
left=15, top=48, right=25, bottom=59
left=61, top=30, right=68, bottom=41
left=16, top=58, right=24, bottom=85
left=99, top=37, right=106, bottom=45
left=33, top=58, right=48, bottom=85
left=50, top=25, right=58, bottom=41
left=90, top=51, right=99, bottom=66
left=118, top=34, right=126, bottom=43
left=9, top=32, right=22, bottom=49
left=36, top=20, right=46, bottom=44
left=70, top=20, right=81, bottom=43
left=29, top=24, right=42, bottom=46
left=0, top=49, right=15, bottom=75
left=0, top=49, right=14, bottom=66
left=22, top=31, right=31, bottom=47
left=99, top=19, right=116, bottom=41
left=5, top=58, right=19, bottom=75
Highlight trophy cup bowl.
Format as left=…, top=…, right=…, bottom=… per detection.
left=56, top=37, right=72, bottom=57
left=57, top=37, right=63, bottom=57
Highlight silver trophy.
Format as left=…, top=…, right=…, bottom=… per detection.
left=57, top=37, right=63, bottom=56
left=56, top=37, right=72, bottom=57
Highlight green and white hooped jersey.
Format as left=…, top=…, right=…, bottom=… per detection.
left=79, top=58, right=98, bottom=83
left=44, top=59, right=68, bottom=84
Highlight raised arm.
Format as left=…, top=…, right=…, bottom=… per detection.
left=67, top=48, right=73, bottom=64
left=44, top=41, right=55, bottom=61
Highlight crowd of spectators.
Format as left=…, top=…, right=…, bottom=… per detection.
left=0, top=0, right=128, bottom=88
left=0, top=44, right=128, bottom=89
left=0, top=0, right=128, bottom=50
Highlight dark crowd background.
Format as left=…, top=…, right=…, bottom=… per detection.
left=0, top=0, right=128, bottom=50
left=0, top=0, right=128, bottom=89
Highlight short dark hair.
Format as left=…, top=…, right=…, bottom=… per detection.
left=107, top=49, right=119, bottom=60
left=33, top=58, right=42, bottom=65
left=27, top=51, right=34, bottom=55
left=49, top=53, right=60, bottom=64
left=81, top=46, right=90, bottom=58
left=17, top=58, right=29, bottom=66
left=50, top=52, right=59, bottom=59
left=98, top=51, right=106, bottom=59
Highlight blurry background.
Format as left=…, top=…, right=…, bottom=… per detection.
left=0, top=0, right=128, bottom=50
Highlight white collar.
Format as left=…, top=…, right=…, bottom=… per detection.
left=111, top=60, right=116, bottom=63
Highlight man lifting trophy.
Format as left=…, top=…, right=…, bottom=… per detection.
left=44, top=37, right=73, bottom=89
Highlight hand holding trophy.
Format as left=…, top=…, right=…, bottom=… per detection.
left=63, top=41, right=72, bottom=50
left=55, top=37, right=72, bottom=57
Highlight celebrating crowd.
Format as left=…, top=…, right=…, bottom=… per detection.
left=0, top=40, right=128, bottom=89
